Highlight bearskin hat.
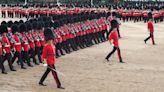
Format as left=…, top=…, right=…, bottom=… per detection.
left=111, top=19, right=118, bottom=29
left=148, top=12, right=153, bottom=20
left=44, top=28, right=54, bottom=41
left=112, top=12, right=117, bottom=17
left=0, top=24, right=8, bottom=34
left=1, top=21, right=7, bottom=25
left=37, top=22, right=42, bottom=30
left=19, top=20, right=24, bottom=24
left=26, top=22, right=33, bottom=31
left=11, top=24, right=19, bottom=33
left=14, top=21, right=19, bottom=25
left=19, top=23, right=27, bottom=33
left=7, top=21, right=13, bottom=28
left=32, top=21, right=38, bottom=30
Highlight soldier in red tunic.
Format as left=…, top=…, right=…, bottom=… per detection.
left=19, top=23, right=33, bottom=67
left=0, top=31, right=7, bottom=74
left=39, top=28, right=64, bottom=89
left=144, top=12, right=156, bottom=45
left=26, top=22, right=39, bottom=65
left=0, top=24, right=16, bottom=72
left=11, top=24, right=26, bottom=69
left=32, top=22, right=42, bottom=63
left=105, top=20, right=124, bottom=63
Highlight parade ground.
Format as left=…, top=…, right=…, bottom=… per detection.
left=0, top=19, right=164, bottom=92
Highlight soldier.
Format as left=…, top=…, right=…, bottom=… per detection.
left=39, top=28, right=64, bottom=89
left=144, top=12, right=156, bottom=45
left=1, top=6, right=6, bottom=18
left=0, top=24, right=16, bottom=72
left=26, top=22, right=39, bottom=65
left=105, top=20, right=124, bottom=63
left=0, top=33, right=7, bottom=74
left=11, top=24, right=26, bottom=69
left=32, top=22, right=42, bottom=63
left=37, top=21, right=45, bottom=54
left=19, top=23, right=33, bottom=67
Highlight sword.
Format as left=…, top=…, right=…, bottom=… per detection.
left=46, top=65, right=66, bottom=77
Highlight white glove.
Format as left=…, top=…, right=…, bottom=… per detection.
left=111, top=44, right=114, bottom=47
left=43, top=64, right=48, bottom=67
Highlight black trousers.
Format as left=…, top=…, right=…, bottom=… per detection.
left=39, top=64, right=61, bottom=87
left=2, top=12, right=6, bottom=18
left=11, top=51, right=24, bottom=68
left=61, top=41, right=70, bottom=53
left=0, top=55, right=5, bottom=72
left=106, top=46, right=122, bottom=62
left=3, top=53, right=14, bottom=70
left=56, top=43, right=64, bottom=55
left=29, top=48, right=38, bottom=64
left=117, top=28, right=121, bottom=38
left=35, top=47, right=42, bottom=63
left=22, top=51, right=31, bottom=65
left=144, top=33, right=155, bottom=44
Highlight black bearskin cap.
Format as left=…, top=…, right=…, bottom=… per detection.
left=112, top=12, right=117, bottom=17
left=37, top=22, right=42, bottom=30
left=7, top=21, right=13, bottom=28
left=19, top=23, right=27, bottom=33
left=44, top=28, right=54, bottom=41
left=111, top=19, right=118, bottom=28
left=148, top=12, right=153, bottom=20
left=32, top=21, right=38, bottom=30
left=1, top=21, right=7, bottom=26
left=26, top=22, right=33, bottom=31
left=11, top=24, right=19, bottom=33
left=0, top=24, right=8, bottom=34
left=19, top=20, right=24, bottom=24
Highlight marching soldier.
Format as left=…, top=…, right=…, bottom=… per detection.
left=19, top=23, right=33, bottom=67
left=0, top=24, right=16, bottom=72
left=0, top=34, right=7, bottom=74
left=32, top=22, right=42, bottom=63
left=26, top=22, right=39, bottom=65
left=39, top=28, right=64, bottom=89
left=11, top=24, right=26, bottom=69
left=105, top=20, right=124, bottom=63
left=144, top=12, right=156, bottom=45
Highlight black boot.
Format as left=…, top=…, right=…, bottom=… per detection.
left=39, top=82, right=47, bottom=86
left=27, top=63, right=33, bottom=67
left=57, top=85, right=65, bottom=89
left=21, top=66, right=27, bottom=69
left=2, top=71, right=8, bottom=74
left=9, top=65, right=16, bottom=71
left=144, top=40, right=146, bottom=44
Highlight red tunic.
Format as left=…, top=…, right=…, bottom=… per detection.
left=13, top=35, right=22, bottom=52
left=39, top=32, right=45, bottom=46
left=0, top=42, right=3, bottom=55
left=57, top=35, right=62, bottom=43
left=42, top=44, right=56, bottom=65
left=109, top=30, right=119, bottom=47
left=147, top=21, right=154, bottom=33
left=21, top=34, right=29, bottom=52
left=27, top=33, right=35, bottom=49
left=2, top=36, right=11, bottom=53
left=33, top=32, right=41, bottom=47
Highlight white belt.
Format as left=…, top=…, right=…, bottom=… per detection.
left=4, top=45, right=10, bottom=47
left=15, top=43, right=21, bottom=45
